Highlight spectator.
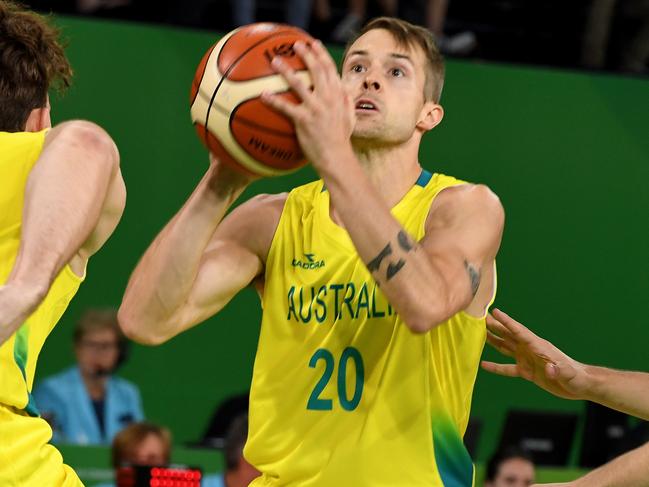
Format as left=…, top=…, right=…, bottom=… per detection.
left=484, top=446, right=535, bottom=487
left=203, top=415, right=260, bottom=487
left=95, top=421, right=172, bottom=487
left=111, top=421, right=171, bottom=468
left=33, top=308, right=143, bottom=445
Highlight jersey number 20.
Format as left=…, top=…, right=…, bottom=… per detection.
left=307, top=347, right=364, bottom=411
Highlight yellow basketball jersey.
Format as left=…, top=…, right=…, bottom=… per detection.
left=245, top=171, right=494, bottom=487
left=0, top=130, right=84, bottom=414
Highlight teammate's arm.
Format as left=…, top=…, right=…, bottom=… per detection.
left=0, top=120, right=125, bottom=346
left=482, top=309, right=649, bottom=421
left=118, top=159, right=283, bottom=345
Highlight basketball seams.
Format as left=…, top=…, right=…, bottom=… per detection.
left=191, top=24, right=313, bottom=177
left=204, top=29, right=302, bottom=146
left=190, top=43, right=217, bottom=107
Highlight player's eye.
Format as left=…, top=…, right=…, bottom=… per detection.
left=390, top=67, right=404, bottom=77
left=351, top=64, right=365, bottom=73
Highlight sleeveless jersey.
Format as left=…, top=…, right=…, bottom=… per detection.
left=246, top=171, right=495, bottom=487
left=0, top=130, right=84, bottom=415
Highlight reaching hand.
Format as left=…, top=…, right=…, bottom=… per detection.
left=481, top=308, right=591, bottom=401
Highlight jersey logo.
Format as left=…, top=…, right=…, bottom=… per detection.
left=292, top=253, right=325, bottom=270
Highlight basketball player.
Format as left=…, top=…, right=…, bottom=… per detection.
left=483, top=309, right=649, bottom=486
left=0, top=2, right=126, bottom=484
left=120, top=17, right=504, bottom=486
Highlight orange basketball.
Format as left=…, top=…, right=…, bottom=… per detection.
left=190, top=23, right=314, bottom=177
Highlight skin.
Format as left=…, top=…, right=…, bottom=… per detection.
left=127, top=433, right=168, bottom=466
left=225, top=455, right=260, bottom=487
left=0, top=96, right=126, bottom=346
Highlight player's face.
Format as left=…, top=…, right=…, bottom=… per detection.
left=489, top=458, right=535, bottom=487
left=341, top=29, right=437, bottom=146
left=75, top=327, right=120, bottom=378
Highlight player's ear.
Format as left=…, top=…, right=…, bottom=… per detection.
left=24, top=99, right=51, bottom=132
left=416, top=101, right=443, bottom=132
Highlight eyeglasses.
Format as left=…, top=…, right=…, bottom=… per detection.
left=79, top=340, right=119, bottom=353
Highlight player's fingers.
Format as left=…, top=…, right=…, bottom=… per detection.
left=480, top=361, right=520, bottom=378
left=486, top=331, right=515, bottom=357
left=491, top=308, right=538, bottom=343
left=309, top=39, right=340, bottom=83
left=270, top=56, right=313, bottom=103
left=260, top=90, right=301, bottom=120
left=294, top=41, right=330, bottom=92
left=486, top=313, right=514, bottom=340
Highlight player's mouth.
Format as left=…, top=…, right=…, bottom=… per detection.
left=355, top=98, right=379, bottom=112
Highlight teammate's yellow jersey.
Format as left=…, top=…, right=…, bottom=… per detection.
left=0, top=130, right=84, bottom=413
left=246, top=171, right=494, bottom=487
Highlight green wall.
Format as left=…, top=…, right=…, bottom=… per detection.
left=37, top=15, right=649, bottom=463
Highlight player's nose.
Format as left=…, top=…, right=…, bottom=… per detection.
left=362, top=72, right=381, bottom=91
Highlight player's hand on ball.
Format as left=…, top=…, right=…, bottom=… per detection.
left=261, top=40, right=355, bottom=171
left=481, top=309, right=590, bottom=401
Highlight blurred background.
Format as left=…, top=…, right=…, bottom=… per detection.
left=19, top=1, right=649, bottom=485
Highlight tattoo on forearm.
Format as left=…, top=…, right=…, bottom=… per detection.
left=397, top=230, right=414, bottom=252
left=386, top=260, right=406, bottom=280
left=464, top=260, right=481, bottom=296
left=367, top=243, right=392, bottom=272
left=368, top=231, right=413, bottom=281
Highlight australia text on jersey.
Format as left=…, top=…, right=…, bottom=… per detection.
left=286, top=281, right=394, bottom=324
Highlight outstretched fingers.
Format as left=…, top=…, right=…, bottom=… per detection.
left=486, top=330, right=515, bottom=357
left=491, top=308, right=540, bottom=344
left=481, top=361, right=521, bottom=378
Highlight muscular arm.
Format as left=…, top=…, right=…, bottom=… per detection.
left=323, top=162, right=504, bottom=332
left=0, top=120, right=124, bottom=345
left=118, top=162, right=283, bottom=345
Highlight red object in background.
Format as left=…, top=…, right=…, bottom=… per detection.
left=116, top=465, right=202, bottom=487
